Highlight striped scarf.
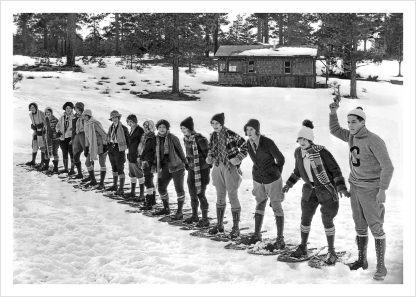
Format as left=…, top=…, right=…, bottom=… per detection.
left=185, top=133, right=202, bottom=194
left=156, top=131, right=171, bottom=177
left=305, top=145, right=334, bottom=194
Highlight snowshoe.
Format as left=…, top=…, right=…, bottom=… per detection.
left=277, top=246, right=326, bottom=263
left=308, top=250, right=350, bottom=269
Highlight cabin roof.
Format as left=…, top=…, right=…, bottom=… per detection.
left=215, top=45, right=318, bottom=57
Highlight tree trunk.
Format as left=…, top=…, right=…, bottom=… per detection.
left=188, top=59, right=192, bottom=72
left=262, top=14, right=269, bottom=43
left=213, top=14, right=219, bottom=54
left=204, top=26, right=210, bottom=57
left=115, top=13, right=120, bottom=56
left=350, top=35, right=358, bottom=98
left=286, top=14, right=291, bottom=45
left=257, top=16, right=262, bottom=42
left=363, top=36, right=367, bottom=52
left=43, top=24, right=48, bottom=51
left=398, top=60, right=402, bottom=77
left=172, top=55, right=180, bottom=93
left=66, top=13, right=76, bottom=67
left=278, top=13, right=283, bottom=45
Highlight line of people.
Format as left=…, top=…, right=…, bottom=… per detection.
left=25, top=101, right=394, bottom=281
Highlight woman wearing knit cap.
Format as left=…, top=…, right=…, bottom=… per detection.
left=283, top=119, right=349, bottom=265
left=43, top=107, right=60, bottom=173
left=329, top=103, right=394, bottom=280
left=82, top=109, right=108, bottom=188
left=71, top=102, right=87, bottom=179
left=206, top=112, right=248, bottom=238
left=125, top=114, right=145, bottom=201
left=138, top=120, right=157, bottom=210
left=154, top=119, right=187, bottom=219
left=56, top=101, right=75, bottom=175
left=26, top=102, right=48, bottom=167
left=180, top=116, right=211, bottom=227
left=243, top=119, right=286, bottom=247
left=106, top=110, right=130, bottom=195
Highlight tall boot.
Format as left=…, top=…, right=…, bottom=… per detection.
left=349, top=236, right=369, bottom=270
left=173, top=200, right=184, bottom=220
left=97, top=171, right=106, bottom=190
left=115, top=177, right=125, bottom=196
left=59, top=159, right=68, bottom=174
left=209, top=207, right=225, bottom=234
left=184, top=200, right=199, bottom=224
left=73, top=162, right=83, bottom=179
left=52, top=160, right=59, bottom=174
left=106, top=175, right=118, bottom=191
left=140, top=193, right=154, bottom=210
left=229, top=210, right=241, bottom=239
left=138, top=183, right=145, bottom=201
left=87, top=170, right=97, bottom=187
left=274, top=215, right=286, bottom=249
left=291, top=231, right=309, bottom=258
left=373, top=238, right=387, bottom=280
left=247, top=213, right=263, bottom=244
left=153, top=199, right=170, bottom=216
left=26, top=152, right=37, bottom=166
left=36, top=152, right=45, bottom=170
left=40, top=158, right=50, bottom=171
left=196, top=209, right=210, bottom=228
left=81, top=173, right=92, bottom=183
left=324, top=234, right=338, bottom=265
left=68, top=159, right=76, bottom=176
left=124, top=183, right=137, bottom=200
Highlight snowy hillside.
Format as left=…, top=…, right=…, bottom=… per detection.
left=12, top=56, right=404, bottom=286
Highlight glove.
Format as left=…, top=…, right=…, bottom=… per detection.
left=282, top=185, right=289, bottom=193
left=205, top=155, right=213, bottom=165
left=36, top=123, right=44, bottom=129
left=229, top=157, right=241, bottom=166
left=56, top=131, right=63, bottom=138
left=142, top=161, right=149, bottom=169
left=376, top=189, right=386, bottom=204
left=185, top=163, right=190, bottom=171
left=102, top=144, right=108, bottom=153
left=84, top=147, right=89, bottom=157
left=339, top=189, right=351, bottom=198
left=31, top=124, right=36, bottom=131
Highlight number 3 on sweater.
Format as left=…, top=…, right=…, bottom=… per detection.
left=350, top=146, right=360, bottom=167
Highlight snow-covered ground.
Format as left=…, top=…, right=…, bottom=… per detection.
left=10, top=56, right=406, bottom=286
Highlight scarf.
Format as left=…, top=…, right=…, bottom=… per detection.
left=107, top=122, right=127, bottom=151
left=305, top=145, right=335, bottom=194
left=185, top=133, right=202, bottom=194
left=156, top=131, right=171, bottom=177
left=44, top=114, right=58, bottom=157
left=29, top=110, right=46, bottom=150
left=58, top=113, right=74, bottom=139
left=138, top=131, right=152, bottom=156
left=75, top=115, right=84, bottom=134
left=85, top=118, right=106, bottom=161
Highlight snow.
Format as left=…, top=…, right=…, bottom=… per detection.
left=237, top=47, right=318, bottom=57
left=9, top=56, right=408, bottom=288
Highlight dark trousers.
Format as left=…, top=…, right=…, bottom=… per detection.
left=158, top=163, right=185, bottom=201
left=143, top=167, right=154, bottom=190
left=301, top=189, right=339, bottom=229
left=187, top=167, right=210, bottom=210
left=59, top=137, right=73, bottom=161
left=108, top=144, right=126, bottom=176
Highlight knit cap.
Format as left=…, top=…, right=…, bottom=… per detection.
left=62, top=101, right=74, bottom=110
left=297, top=119, right=314, bottom=142
left=244, top=119, right=260, bottom=135
left=211, top=112, right=225, bottom=126
left=348, top=107, right=366, bottom=121
left=75, top=102, right=84, bottom=112
left=180, top=116, right=194, bottom=131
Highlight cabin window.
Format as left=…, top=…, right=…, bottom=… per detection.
left=284, top=61, right=291, bottom=74
left=228, top=61, right=238, bottom=72
left=248, top=60, right=255, bottom=73
left=219, top=62, right=226, bottom=72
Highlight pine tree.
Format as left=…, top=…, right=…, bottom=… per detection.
left=66, top=13, right=77, bottom=66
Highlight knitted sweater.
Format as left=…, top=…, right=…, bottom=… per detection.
left=329, top=113, right=394, bottom=190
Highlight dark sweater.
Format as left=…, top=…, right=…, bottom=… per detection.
left=127, top=125, right=144, bottom=162
left=139, top=132, right=156, bottom=166
left=247, top=135, right=285, bottom=184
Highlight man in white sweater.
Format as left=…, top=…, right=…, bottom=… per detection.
left=329, top=103, right=394, bottom=281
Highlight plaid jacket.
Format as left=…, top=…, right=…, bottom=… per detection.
left=208, top=127, right=248, bottom=164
